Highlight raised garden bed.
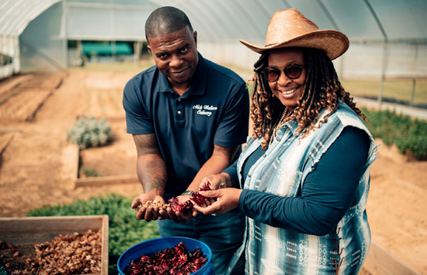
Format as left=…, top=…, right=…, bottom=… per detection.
left=364, top=239, right=421, bottom=275
left=65, top=120, right=139, bottom=189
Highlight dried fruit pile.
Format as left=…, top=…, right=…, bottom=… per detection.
left=124, top=241, right=208, bottom=275
left=0, top=229, right=102, bottom=275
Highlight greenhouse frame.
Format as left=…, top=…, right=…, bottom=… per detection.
left=1, top=0, right=427, bottom=92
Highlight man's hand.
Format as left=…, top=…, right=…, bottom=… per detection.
left=199, top=174, right=228, bottom=190
left=166, top=194, right=194, bottom=223
left=131, top=193, right=165, bottom=221
left=131, top=133, right=168, bottom=221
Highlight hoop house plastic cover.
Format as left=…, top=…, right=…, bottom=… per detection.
left=0, top=0, right=427, bottom=78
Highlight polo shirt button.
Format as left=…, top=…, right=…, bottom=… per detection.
left=276, top=137, right=280, bottom=141
left=178, top=98, right=181, bottom=101
left=177, top=111, right=182, bottom=114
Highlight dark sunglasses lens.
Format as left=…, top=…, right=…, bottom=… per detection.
left=266, top=69, right=280, bottom=82
left=285, top=65, right=303, bottom=79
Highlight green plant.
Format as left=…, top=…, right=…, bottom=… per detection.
left=27, top=194, right=160, bottom=274
left=67, top=116, right=112, bottom=149
left=80, top=166, right=102, bottom=177
left=362, top=108, right=427, bottom=158
left=342, top=79, right=427, bottom=107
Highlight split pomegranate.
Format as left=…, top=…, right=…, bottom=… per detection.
left=169, top=197, right=193, bottom=214
left=189, top=193, right=205, bottom=206
left=123, top=241, right=208, bottom=275
left=137, top=190, right=212, bottom=216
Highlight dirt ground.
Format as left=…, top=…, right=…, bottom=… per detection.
left=0, top=71, right=426, bottom=274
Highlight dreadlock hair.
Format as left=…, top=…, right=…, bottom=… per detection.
left=250, top=47, right=366, bottom=150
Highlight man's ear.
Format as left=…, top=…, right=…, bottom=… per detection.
left=147, top=44, right=152, bottom=54
left=193, top=31, right=197, bottom=47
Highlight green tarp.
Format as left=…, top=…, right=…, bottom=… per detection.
left=82, top=43, right=132, bottom=55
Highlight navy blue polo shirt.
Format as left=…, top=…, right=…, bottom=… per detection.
left=123, top=52, right=249, bottom=199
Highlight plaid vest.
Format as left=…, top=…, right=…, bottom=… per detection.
left=226, top=102, right=378, bottom=275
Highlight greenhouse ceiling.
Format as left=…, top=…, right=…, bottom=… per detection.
left=0, top=0, right=427, bottom=44
left=0, top=0, right=61, bottom=37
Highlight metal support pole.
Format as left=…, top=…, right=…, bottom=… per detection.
left=14, top=36, right=20, bottom=73
left=339, top=54, right=345, bottom=79
left=110, top=7, right=115, bottom=61
left=0, top=45, right=4, bottom=67
left=410, top=79, right=416, bottom=107
left=134, top=41, right=142, bottom=63
left=62, top=0, right=68, bottom=69
left=413, top=44, right=419, bottom=70
left=364, top=0, right=388, bottom=108
left=111, top=41, right=116, bottom=61
left=77, top=40, right=83, bottom=66
left=378, top=42, right=388, bottom=106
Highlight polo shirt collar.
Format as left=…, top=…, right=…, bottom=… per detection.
left=157, top=52, right=207, bottom=98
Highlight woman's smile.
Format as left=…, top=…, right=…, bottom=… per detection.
left=277, top=86, right=300, bottom=97
left=268, top=48, right=306, bottom=111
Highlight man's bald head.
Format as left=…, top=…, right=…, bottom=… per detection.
left=145, top=6, right=193, bottom=42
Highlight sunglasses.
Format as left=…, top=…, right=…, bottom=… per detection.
left=263, top=63, right=304, bottom=82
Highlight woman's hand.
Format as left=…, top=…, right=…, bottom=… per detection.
left=198, top=173, right=232, bottom=207
left=193, top=188, right=243, bottom=215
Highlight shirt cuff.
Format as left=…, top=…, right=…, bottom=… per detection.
left=222, top=162, right=239, bottom=188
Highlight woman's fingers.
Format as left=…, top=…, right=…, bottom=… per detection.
left=193, top=203, right=219, bottom=215
left=199, top=189, right=220, bottom=198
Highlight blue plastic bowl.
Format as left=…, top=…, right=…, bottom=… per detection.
left=117, top=236, right=214, bottom=275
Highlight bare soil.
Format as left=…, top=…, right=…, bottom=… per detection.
left=0, top=71, right=426, bottom=274
left=0, top=71, right=141, bottom=218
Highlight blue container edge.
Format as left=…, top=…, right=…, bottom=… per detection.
left=117, top=236, right=214, bottom=275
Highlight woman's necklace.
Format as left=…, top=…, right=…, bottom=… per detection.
left=270, top=107, right=288, bottom=145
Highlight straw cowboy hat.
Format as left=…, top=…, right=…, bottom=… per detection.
left=240, top=8, right=349, bottom=60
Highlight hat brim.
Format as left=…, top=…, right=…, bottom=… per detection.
left=240, top=30, right=349, bottom=60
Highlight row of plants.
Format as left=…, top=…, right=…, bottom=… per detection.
left=66, top=108, right=427, bottom=160
left=67, top=116, right=113, bottom=149
left=27, top=194, right=160, bottom=274
left=361, top=108, right=427, bottom=158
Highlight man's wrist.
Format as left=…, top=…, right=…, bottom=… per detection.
left=181, top=190, right=194, bottom=196
left=145, top=188, right=164, bottom=197
left=220, top=172, right=232, bottom=188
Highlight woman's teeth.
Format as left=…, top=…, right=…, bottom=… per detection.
left=280, top=88, right=297, bottom=95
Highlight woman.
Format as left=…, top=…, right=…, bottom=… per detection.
left=193, top=8, right=378, bottom=275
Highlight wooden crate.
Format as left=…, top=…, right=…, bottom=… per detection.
left=364, top=238, right=422, bottom=275
left=0, top=215, right=109, bottom=275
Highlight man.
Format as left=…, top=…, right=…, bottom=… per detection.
left=123, top=6, right=249, bottom=274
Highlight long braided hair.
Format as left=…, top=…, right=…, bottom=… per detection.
left=251, top=48, right=366, bottom=150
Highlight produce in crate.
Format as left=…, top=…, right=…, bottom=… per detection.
left=0, top=229, right=102, bottom=275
